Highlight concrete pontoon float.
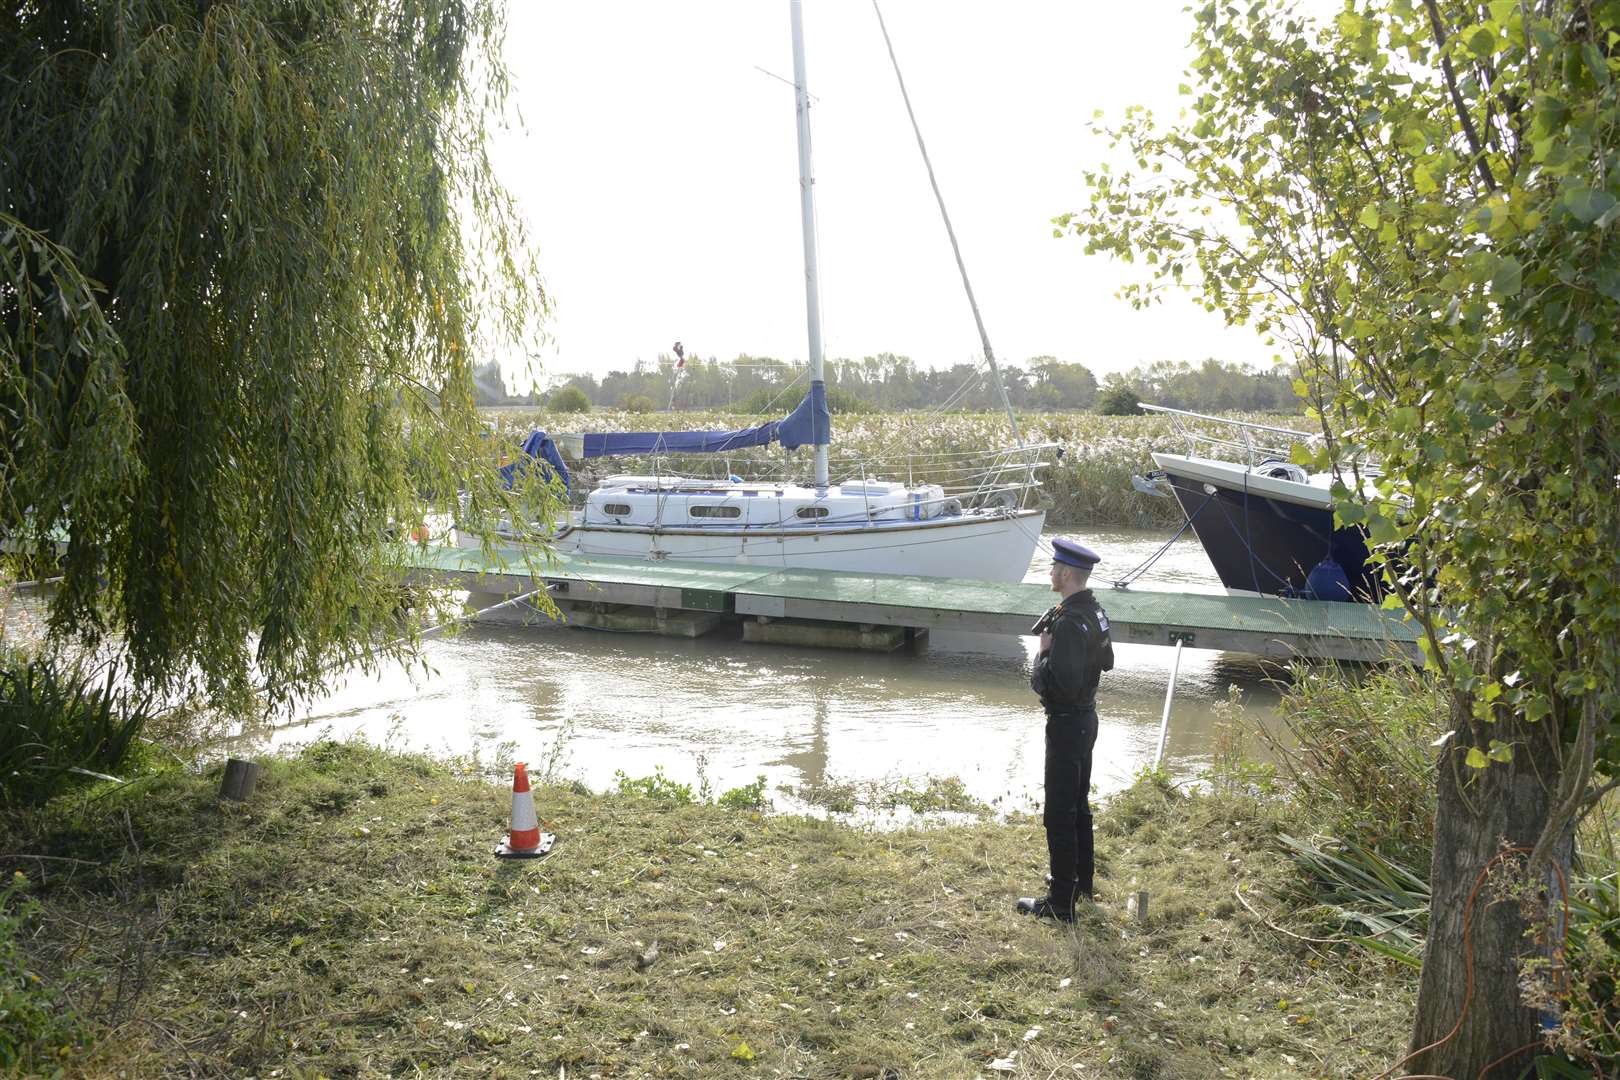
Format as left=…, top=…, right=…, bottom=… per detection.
left=405, top=546, right=1420, bottom=665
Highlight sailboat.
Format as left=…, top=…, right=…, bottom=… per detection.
left=469, top=0, right=1050, bottom=582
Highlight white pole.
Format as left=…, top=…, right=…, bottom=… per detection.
left=1153, top=636, right=1186, bottom=769
left=789, top=0, right=829, bottom=491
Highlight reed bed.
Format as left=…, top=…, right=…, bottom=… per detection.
left=481, top=410, right=1305, bottom=529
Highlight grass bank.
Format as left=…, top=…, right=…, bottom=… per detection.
left=2, top=742, right=1415, bottom=1078
left=482, top=410, right=1301, bottom=529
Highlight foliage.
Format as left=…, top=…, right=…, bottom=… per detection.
left=1534, top=828, right=1620, bottom=1067
left=1278, top=832, right=1429, bottom=968
left=534, top=351, right=1293, bottom=414
left=1, top=1, right=550, bottom=711
left=1266, top=666, right=1445, bottom=867
left=612, top=766, right=695, bottom=804
left=0, top=649, right=153, bottom=807
left=0, top=872, right=79, bottom=1073
left=1096, top=384, right=1145, bottom=416
left=548, top=385, right=593, bottom=413
left=716, top=775, right=770, bottom=811
left=1201, top=686, right=1277, bottom=796
left=1062, top=0, right=1619, bottom=840
left=1061, top=0, right=1620, bottom=1067
left=619, top=393, right=656, bottom=414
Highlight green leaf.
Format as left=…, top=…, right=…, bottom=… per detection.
left=1563, top=186, right=1617, bottom=224
left=1464, top=746, right=1489, bottom=769
left=1584, top=42, right=1611, bottom=87
left=1368, top=511, right=1401, bottom=546
left=1467, top=27, right=1496, bottom=57
left=1414, top=162, right=1439, bottom=194
left=1358, top=204, right=1380, bottom=229
left=1489, top=256, right=1522, bottom=296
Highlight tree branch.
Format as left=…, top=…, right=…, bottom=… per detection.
left=1423, top=0, right=1499, bottom=191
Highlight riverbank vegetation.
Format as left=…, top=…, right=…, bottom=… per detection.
left=478, top=408, right=1295, bottom=529
left=3, top=738, right=1420, bottom=1079
left=6, top=631, right=1619, bottom=1074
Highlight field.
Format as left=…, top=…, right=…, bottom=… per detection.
left=480, top=410, right=1309, bottom=529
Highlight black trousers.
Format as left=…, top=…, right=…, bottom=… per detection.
left=1043, top=705, right=1098, bottom=908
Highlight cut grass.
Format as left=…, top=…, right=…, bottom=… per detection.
left=2, top=742, right=1416, bottom=1078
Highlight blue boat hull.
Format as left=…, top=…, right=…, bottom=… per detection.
left=1162, top=473, right=1381, bottom=600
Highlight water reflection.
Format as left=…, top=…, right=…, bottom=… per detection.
left=275, top=529, right=1288, bottom=810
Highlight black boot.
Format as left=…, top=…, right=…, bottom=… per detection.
left=1046, top=874, right=1097, bottom=903
left=1015, top=894, right=1075, bottom=923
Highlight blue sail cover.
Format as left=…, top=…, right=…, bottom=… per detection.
left=777, top=381, right=830, bottom=449
left=577, top=382, right=830, bottom=457
left=499, top=430, right=571, bottom=494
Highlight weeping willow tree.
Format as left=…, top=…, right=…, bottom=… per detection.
left=1, top=0, right=552, bottom=710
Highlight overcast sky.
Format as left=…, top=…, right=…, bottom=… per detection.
left=492, top=1, right=1280, bottom=391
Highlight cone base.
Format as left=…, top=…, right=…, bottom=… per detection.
left=495, top=832, right=556, bottom=859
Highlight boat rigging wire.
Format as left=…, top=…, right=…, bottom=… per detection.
left=870, top=0, right=1026, bottom=453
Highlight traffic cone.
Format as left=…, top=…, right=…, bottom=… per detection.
left=495, top=762, right=555, bottom=859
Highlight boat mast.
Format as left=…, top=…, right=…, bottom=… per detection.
left=789, top=0, right=829, bottom=491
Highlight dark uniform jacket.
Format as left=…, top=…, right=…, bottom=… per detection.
left=1030, top=589, right=1115, bottom=712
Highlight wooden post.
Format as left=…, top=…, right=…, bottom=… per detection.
left=219, top=758, right=261, bottom=801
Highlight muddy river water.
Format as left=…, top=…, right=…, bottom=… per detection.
left=276, top=528, right=1286, bottom=814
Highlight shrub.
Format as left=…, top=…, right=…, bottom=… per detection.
left=717, top=775, right=770, bottom=811
left=1265, top=665, right=1444, bottom=864
left=0, top=651, right=152, bottom=807
left=621, top=393, right=657, bottom=414
left=548, top=385, right=591, bottom=413
left=613, top=766, right=694, bottom=803
left=1097, top=384, right=1145, bottom=415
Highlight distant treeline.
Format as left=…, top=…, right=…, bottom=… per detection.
left=476, top=353, right=1299, bottom=415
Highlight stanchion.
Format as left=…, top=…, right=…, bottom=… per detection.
left=1153, top=633, right=1191, bottom=769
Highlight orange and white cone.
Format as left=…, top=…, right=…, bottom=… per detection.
left=495, top=762, right=555, bottom=859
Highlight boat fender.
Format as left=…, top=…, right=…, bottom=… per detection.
left=942, top=497, right=963, bottom=517
left=1305, top=557, right=1354, bottom=603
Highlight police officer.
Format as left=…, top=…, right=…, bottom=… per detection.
left=1018, top=537, right=1114, bottom=923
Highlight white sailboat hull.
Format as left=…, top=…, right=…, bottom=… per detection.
left=550, top=508, right=1046, bottom=582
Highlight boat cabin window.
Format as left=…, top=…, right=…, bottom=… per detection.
left=688, top=505, right=742, bottom=519
left=602, top=503, right=632, bottom=516
left=795, top=507, right=830, bottom=519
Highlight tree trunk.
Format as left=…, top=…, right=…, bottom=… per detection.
left=1406, top=711, right=1574, bottom=1078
